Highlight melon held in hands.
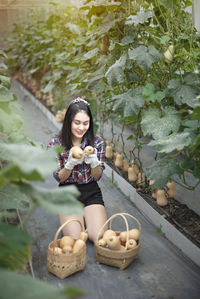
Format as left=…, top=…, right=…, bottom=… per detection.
left=70, top=146, right=84, bottom=159
left=83, top=146, right=95, bottom=154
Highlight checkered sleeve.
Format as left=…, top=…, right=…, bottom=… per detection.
left=94, top=135, right=105, bottom=173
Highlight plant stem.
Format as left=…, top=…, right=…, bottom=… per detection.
left=128, top=0, right=131, bottom=15
left=19, top=203, right=38, bottom=228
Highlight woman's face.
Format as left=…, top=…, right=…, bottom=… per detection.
left=71, top=111, right=90, bottom=140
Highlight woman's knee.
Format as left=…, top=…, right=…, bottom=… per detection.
left=84, top=204, right=108, bottom=242
left=59, top=214, right=84, bottom=239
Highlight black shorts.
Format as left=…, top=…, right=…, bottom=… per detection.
left=59, top=181, right=104, bottom=207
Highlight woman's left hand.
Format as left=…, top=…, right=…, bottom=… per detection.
left=84, top=148, right=101, bottom=168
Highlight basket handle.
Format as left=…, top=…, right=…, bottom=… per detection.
left=110, top=212, right=141, bottom=234
left=96, top=213, right=130, bottom=249
left=53, top=218, right=84, bottom=243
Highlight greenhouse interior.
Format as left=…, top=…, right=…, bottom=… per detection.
left=0, top=1, right=200, bottom=299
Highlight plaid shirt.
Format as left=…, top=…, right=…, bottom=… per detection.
left=47, top=135, right=105, bottom=184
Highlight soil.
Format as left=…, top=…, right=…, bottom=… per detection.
left=106, top=158, right=200, bottom=249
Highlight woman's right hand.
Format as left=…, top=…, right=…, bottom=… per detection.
left=64, top=152, right=84, bottom=170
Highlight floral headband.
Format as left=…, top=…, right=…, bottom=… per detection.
left=70, top=97, right=90, bottom=106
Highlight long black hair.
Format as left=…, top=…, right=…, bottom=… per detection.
left=60, top=100, right=94, bottom=150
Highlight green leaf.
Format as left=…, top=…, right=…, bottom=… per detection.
left=181, top=119, right=200, bottom=129
left=148, top=131, right=196, bottom=153
left=0, top=246, right=31, bottom=272
left=141, top=107, right=181, bottom=139
left=146, top=156, right=181, bottom=188
left=0, top=75, right=11, bottom=89
left=28, top=66, right=40, bottom=75
left=125, top=10, right=153, bottom=25
left=105, top=54, right=126, bottom=87
left=191, top=106, right=200, bottom=120
left=120, top=35, right=135, bottom=46
left=0, top=164, right=44, bottom=182
left=64, top=23, right=81, bottom=34
left=0, top=50, right=7, bottom=58
left=112, top=88, right=145, bottom=117
left=97, top=14, right=117, bottom=35
left=8, top=132, right=32, bottom=145
left=41, top=81, right=55, bottom=94
left=0, top=270, right=85, bottom=299
left=85, top=65, right=105, bottom=92
left=128, top=45, right=162, bottom=71
left=82, top=48, right=99, bottom=60
left=0, top=108, right=24, bottom=135
left=0, top=144, right=57, bottom=179
left=0, top=222, right=32, bottom=254
left=0, top=63, right=8, bottom=70
left=0, top=184, right=30, bottom=210
left=160, top=35, right=171, bottom=45
left=168, top=76, right=200, bottom=107
left=0, top=85, right=15, bottom=102
left=19, top=184, right=83, bottom=215
left=143, top=83, right=167, bottom=103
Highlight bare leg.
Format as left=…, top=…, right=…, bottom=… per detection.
left=84, top=204, right=107, bottom=242
left=59, top=214, right=84, bottom=239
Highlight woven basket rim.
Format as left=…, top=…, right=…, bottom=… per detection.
left=53, top=218, right=85, bottom=243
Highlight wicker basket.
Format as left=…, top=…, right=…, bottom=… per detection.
left=47, top=219, right=86, bottom=279
left=94, top=212, right=141, bottom=270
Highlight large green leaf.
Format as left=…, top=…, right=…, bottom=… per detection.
left=0, top=184, right=30, bottom=210
left=86, top=65, right=105, bottom=92
left=0, top=75, right=11, bottom=89
left=0, top=144, right=57, bottom=178
left=0, top=270, right=85, bottom=299
left=97, top=14, right=117, bottom=35
left=19, top=183, right=83, bottom=215
left=146, top=156, right=182, bottom=188
left=8, top=132, right=32, bottom=145
left=80, top=1, right=121, bottom=19
left=112, top=88, right=145, bottom=117
left=148, top=131, right=196, bottom=153
left=105, top=54, right=126, bottom=87
left=128, top=45, right=162, bottom=71
left=0, top=164, right=44, bottom=182
left=0, top=85, right=15, bottom=102
left=126, top=10, right=153, bottom=25
left=141, top=107, right=181, bottom=139
left=0, top=223, right=32, bottom=271
left=0, top=108, right=23, bottom=135
left=168, top=75, right=200, bottom=107
left=0, top=221, right=32, bottom=254
left=0, top=246, right=31, bottom=271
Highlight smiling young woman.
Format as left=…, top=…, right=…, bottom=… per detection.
left=47, top=97, right=107, bottom=242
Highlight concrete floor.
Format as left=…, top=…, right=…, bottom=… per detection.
left=12, top=81, right=200, bottom=299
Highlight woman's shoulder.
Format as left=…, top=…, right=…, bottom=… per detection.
left=94, top=135, right=104, bottom=145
